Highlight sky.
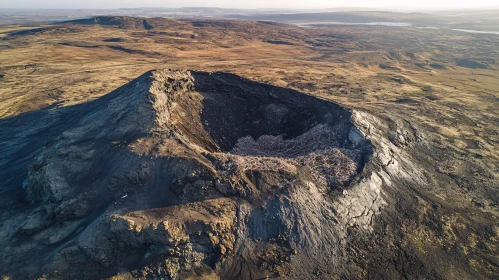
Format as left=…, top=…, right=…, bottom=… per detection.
left=1, top=0, right=497, bottom=10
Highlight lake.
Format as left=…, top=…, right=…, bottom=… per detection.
left=452, top=29, right=499, bottom=35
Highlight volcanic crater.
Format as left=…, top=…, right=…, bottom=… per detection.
left=0, top=69, right=377, bottom=279
left=159, top=71, right=373, bottom=189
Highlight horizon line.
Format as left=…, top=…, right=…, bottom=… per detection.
left=1, top=6, right=499, bottom=11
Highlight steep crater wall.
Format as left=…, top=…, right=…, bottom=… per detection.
left=161, top=71, right=372, bottom=190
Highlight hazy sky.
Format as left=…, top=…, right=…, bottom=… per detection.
left=1, top=0, right=497, bottom=9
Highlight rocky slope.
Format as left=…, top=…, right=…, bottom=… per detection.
left=0, top=70, right=497, bottom=279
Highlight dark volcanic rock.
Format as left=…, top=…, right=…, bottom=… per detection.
left=1, top=70, right=493, bottom=279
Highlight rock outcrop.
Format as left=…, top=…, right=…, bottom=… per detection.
left=0, top=70, right=435, bottom=279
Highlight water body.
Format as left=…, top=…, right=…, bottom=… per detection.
left=294, top=21, right=411, bottom=27
left=292, top=22, right=499, bottom=36
left=452, top=29, right=499, bottom=35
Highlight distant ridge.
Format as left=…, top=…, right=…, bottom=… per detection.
left=63, top=16, right=183, bottom=29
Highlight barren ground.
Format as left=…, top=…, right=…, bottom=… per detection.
left=0, top=16, right=498, bottom=279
